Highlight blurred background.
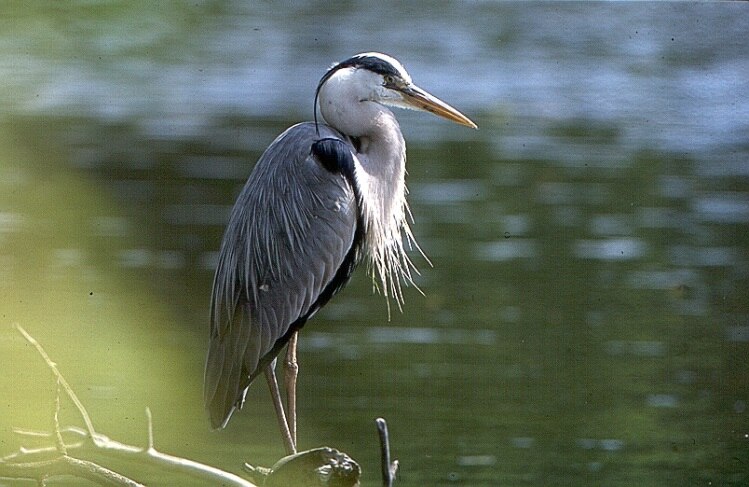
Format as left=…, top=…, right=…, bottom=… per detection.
left=1, top=2, right=748, bottom=486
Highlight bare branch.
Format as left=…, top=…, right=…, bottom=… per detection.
left=0, top=454, right=144, bottom=486
left=6, top=325, right=387, bottom=487
left=376, top=418, right=398, bottom=487
left=53, top=379, right=67, bottom=456
left=145, top=408, right=154, bottom=452
left=6, top=426, right=259, bottom=487
left=142, top=409, right=256, bottom=486
left=15, top=324, right=98, bottom=440
left=6, top=324, right=259, bottom=487
left=64, top=456, right=144, bottom=486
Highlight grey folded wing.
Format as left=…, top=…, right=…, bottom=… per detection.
left=204, top=123, right=359, bottom=428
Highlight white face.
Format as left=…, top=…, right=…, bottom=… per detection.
left=355, top=53, right=414, bottom=109
left=325, top=65, right=411, bottom=109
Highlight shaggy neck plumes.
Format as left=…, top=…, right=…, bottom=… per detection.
left=353, top=109, right=422, bottom=309
left=318, top=70, right=424, bottom=309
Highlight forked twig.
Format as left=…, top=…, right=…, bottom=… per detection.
left=4, top=324, right=257, bottom=487
left=15, top=324, right=99, bottom=440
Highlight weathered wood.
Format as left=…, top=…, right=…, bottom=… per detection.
left=245, top=447, right=361, bottom=487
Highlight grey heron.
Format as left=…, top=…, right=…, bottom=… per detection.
left=204, top=52, right=476, bottom=454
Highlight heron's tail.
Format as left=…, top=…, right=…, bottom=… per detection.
left=204, top=342, right=237, bottom=429
left=204, top=304, right=254, bottom=429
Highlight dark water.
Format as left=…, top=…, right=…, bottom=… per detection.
left=1, top=2, right=748, bottom=486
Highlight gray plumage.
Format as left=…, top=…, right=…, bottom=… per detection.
left=205, top=123, right=359, bottom=428
left=204, top=52, right=476, bottom=432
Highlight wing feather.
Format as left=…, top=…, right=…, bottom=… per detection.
left=204, top=123, right=359, bottom=428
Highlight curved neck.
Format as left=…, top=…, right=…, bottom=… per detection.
left=354, top=108, right=406, bottom=227
left=318, top=75, right=407, bottom=230
left=317, top=68, right=417, bottom=304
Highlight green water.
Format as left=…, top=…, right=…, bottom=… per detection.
left=2, top=2, right=748, bottom=486
left=2, top=114, right=746, bottom=486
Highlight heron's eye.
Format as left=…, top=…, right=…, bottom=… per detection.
left=383, top=75, right=396, bottom=86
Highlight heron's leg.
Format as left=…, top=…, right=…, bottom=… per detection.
left=284, top=331, right=299, bottom=449
left=264, top=362, right=296, bottom=455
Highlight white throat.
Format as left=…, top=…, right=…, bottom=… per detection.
left=318, top=68, right=424, bottom=307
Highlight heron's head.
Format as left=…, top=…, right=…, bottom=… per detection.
left=315, top=52, right=477, bottom=130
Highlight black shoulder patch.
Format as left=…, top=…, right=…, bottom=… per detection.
left=311, top=138, right=356, bottom=181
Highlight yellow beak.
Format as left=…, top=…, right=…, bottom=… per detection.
left=399, top=84, right=478, bottom=129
